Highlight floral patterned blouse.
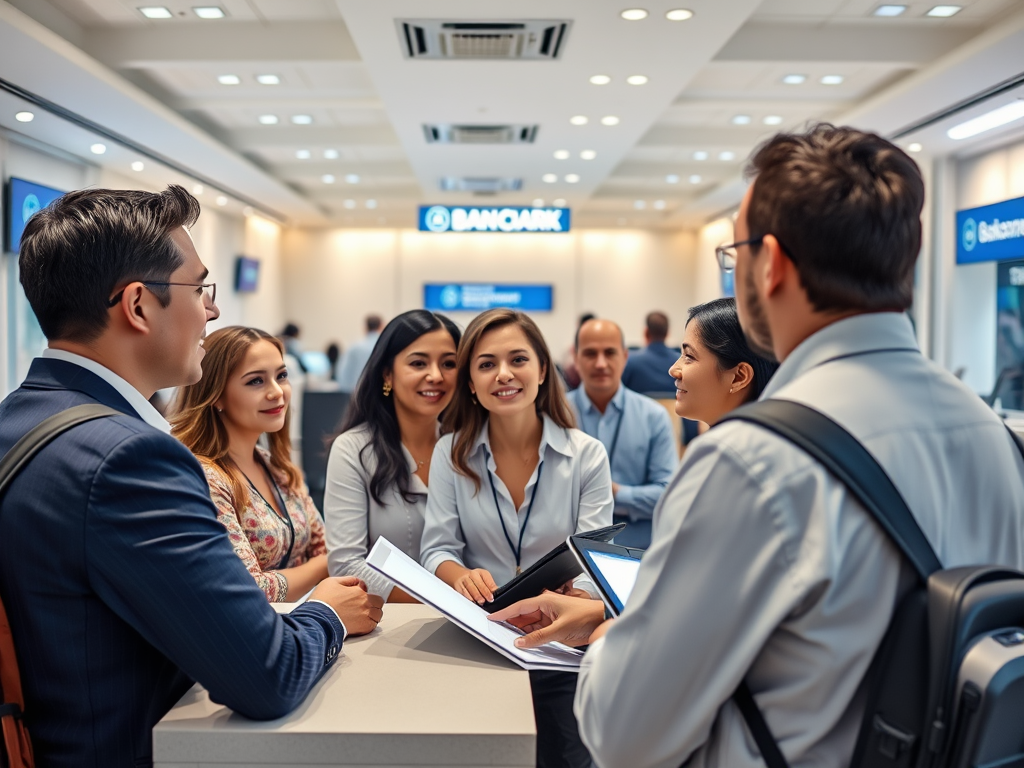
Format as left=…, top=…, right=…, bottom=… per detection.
left=202, top=450, right=327, bottom=602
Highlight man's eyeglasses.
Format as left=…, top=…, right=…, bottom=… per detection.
left=107, top=281, right=217, bottom=308
left=715, top=238, right=763, bottom=273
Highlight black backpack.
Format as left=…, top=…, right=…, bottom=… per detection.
left=718, top=399, right=1024, bottom=768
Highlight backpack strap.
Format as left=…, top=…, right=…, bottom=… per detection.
left=0, top=403, right=120, bottom=768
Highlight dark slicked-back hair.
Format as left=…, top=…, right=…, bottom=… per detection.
left=687, top=298, right=779, bottom=402
left=19, top=185, right=200, bottom=343
left=745, top=123, right=924, bottom=313
left=646, top=311, right=669, bottom=342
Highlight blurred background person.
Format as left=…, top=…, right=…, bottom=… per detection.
left=173, top=326, right=329, bottom=602
left=621, top=311, right=677, bottom=394
left=569, top=318, right=676, bottom=549
left=326, top=341, right=342, bottom=383
left=338, top=314, right=384, bottom=393
left=279, top=322, right=306, bottom=372
left=324, top=310, right=461, bottom=601
left=558, top=311, right=595, bottom=391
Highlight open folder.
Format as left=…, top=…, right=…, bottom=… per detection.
left=366, top=537, right=585, bottom=672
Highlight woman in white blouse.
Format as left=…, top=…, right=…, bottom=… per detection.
left=324, top=310, right=461, bottom=601
left=420, top=308, right=613, bottom=768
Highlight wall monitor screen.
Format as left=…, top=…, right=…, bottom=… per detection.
left=6, top=178, right=66, bottom=253
left=424, top=283, right=553, bottom=312
left=235, top=256, right=260, bottom=293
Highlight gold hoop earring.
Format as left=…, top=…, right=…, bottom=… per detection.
left=382, top=381, right=392, bottom=397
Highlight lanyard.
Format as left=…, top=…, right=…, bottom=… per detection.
left=574, top=389, right=624, bottom=467
left=485, top=447, right=545, bottom=575
left=243, top=458, right=296, bottom=571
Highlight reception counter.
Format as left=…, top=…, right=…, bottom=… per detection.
left=153, top=604, right=537, bottom=768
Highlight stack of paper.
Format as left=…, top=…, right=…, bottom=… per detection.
left=366, top=538, right=584, bottom=672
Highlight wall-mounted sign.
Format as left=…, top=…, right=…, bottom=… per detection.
left=957, top=195, right=1024, bottom=264
left=424, top=283, right=553, bottom=312
left=5, top=177, right=66, bottom=253
left=419, top=205, right=570, bottom=233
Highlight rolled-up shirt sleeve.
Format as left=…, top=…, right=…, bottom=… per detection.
left=420, top=435, right=467, bottom=575
left=323, top=433, right=395, bottom=599
left=575, top=433, right=807, bottom=768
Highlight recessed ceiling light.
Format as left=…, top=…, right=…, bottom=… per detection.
left=907, top=142, right=923, bottom=152
left=138, top=7, right=172, bottom=19
left=947, top=100, right=1024, bottom=140
left=821, top=75, right=844, bottom=85
left=926, top=5, right=962, bottom=16
left=666, top=174, right=680, bottom=183
left=580, top=149, right=597, bottom=160
left=665, top=9, right=694, bottom=20
left=256, top=74, right=280, bottom=86
left=131, top=161, right=144, bottom=172
left=570, top=115, right=589, bottom=126
left=589, top=75, right=612, bottom=85
left=193, top=6, right=225, bottom=19
left=215, top=195, right=228, bottom=206
left=217, top=74, right=240, bottom=85
left=543, top=173, right=558, bottom=183
left=554, top=149, right=570, bottom=160
left=565, top=174, right=581, bottom=183
left=324, top=149, right=339, bottom=159
left=90, top=143, right=106, bottom=155
left=634, top=200, right=646, bottom=209
left=14, top=111, right=33, bottom=122
left=873, top=4, right=907, bottom=16
left=291, top=115, right=313, bottom=125
left=763, top=115, right=784, bottom=125
left=345, top=174, right=360, bottom=184
left=258, top=114, right=278, bottom=125
left=322, top=174, right=335, bottom=184
left=192, top=184, right=204, bottom=195
left=601, top=115, right=620, bottom=126
left=296, top=149, right=311, bottom=159
left=343, top=199, right=356, bottom=209
left=626, top=75, right=649, bottom=85
left=653, top=200, right=666, bottom=210
left=620, top=9, right=649, bottom=20
left=732, top=115, right=752, bottom=125
left=366, top=200, right=378, bottom=209
left=554, top=198, right=567, bottom=206
left=693, top=151, right=708, bottom=161
left=782, top=74, right=807, bottom=85
left=689, top=174, right=702, bottom=184
left=719, top=151, right=735, bottom=161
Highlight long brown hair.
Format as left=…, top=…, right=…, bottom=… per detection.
left=442, top=309, right=575, bottom=489
left=171, top=326, right=303, bottom=517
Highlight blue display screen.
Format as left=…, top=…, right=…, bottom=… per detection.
left=418, top=205, right=570, bottom=233
left=235, top=256, right=260, bottom=292
left=957, top=196, right=1024, bottom=264
left=6, top=178, right=66, bottom=253
left=424, top=284, right=554, bottom=312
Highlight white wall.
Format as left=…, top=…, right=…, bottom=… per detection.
left=280, top=227, right=700, bottom=356
left=945, top=137, right=1024, bottom=394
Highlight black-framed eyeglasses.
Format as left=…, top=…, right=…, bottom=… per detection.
left=715, top=237, right=763, bottom=273
left=107, top=281, right=217, bottom=308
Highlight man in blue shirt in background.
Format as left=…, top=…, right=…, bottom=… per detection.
left=569, top=319, right=677, bottom=548
left=621, top=311, right=679, bottom=394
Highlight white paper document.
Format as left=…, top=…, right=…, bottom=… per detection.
left=366, top=537, right=585, bottom=672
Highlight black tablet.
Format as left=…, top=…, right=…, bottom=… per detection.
left=567, top=535, right=644, bottom=616
left=484, top=522, right=626, bottom=613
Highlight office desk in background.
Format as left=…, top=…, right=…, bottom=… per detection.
left=154, top=604, right=536, bottom=768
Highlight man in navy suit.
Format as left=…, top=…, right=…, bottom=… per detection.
left=0, top=186, right=384, bottom=767
left=620, top=311, right=679, bottom=394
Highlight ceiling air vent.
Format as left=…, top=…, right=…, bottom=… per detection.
left=398, top=20, right=570, bottom=60
left=424, top=124, right=538, bottom=144
left=440, top=177, right=523, bottom=194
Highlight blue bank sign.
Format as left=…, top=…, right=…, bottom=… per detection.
left=957, top=196, right=1024, bottom=264
left=424, top=284, right=553, bottom=312
left=419, top=205, right=570, bottom=233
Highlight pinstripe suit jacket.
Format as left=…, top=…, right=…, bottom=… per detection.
left=0, top=358, right=344, bottom=768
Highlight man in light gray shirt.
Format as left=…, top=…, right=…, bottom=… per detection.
left=489, top=124, right=1024, bottom=768
left=337, top=314, right=383, bottom=393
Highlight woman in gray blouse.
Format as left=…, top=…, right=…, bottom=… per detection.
left=323, top=310, right=461, bottom=600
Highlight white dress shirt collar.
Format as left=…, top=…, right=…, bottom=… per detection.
left=472, top=413, right=574, bottom=460
left=42, top=348, right=171, bottom=434
left=761, top=311, right=919, bottom=401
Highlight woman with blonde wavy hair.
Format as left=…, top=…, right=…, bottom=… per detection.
left=172, top=326, right=329, bottom=602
